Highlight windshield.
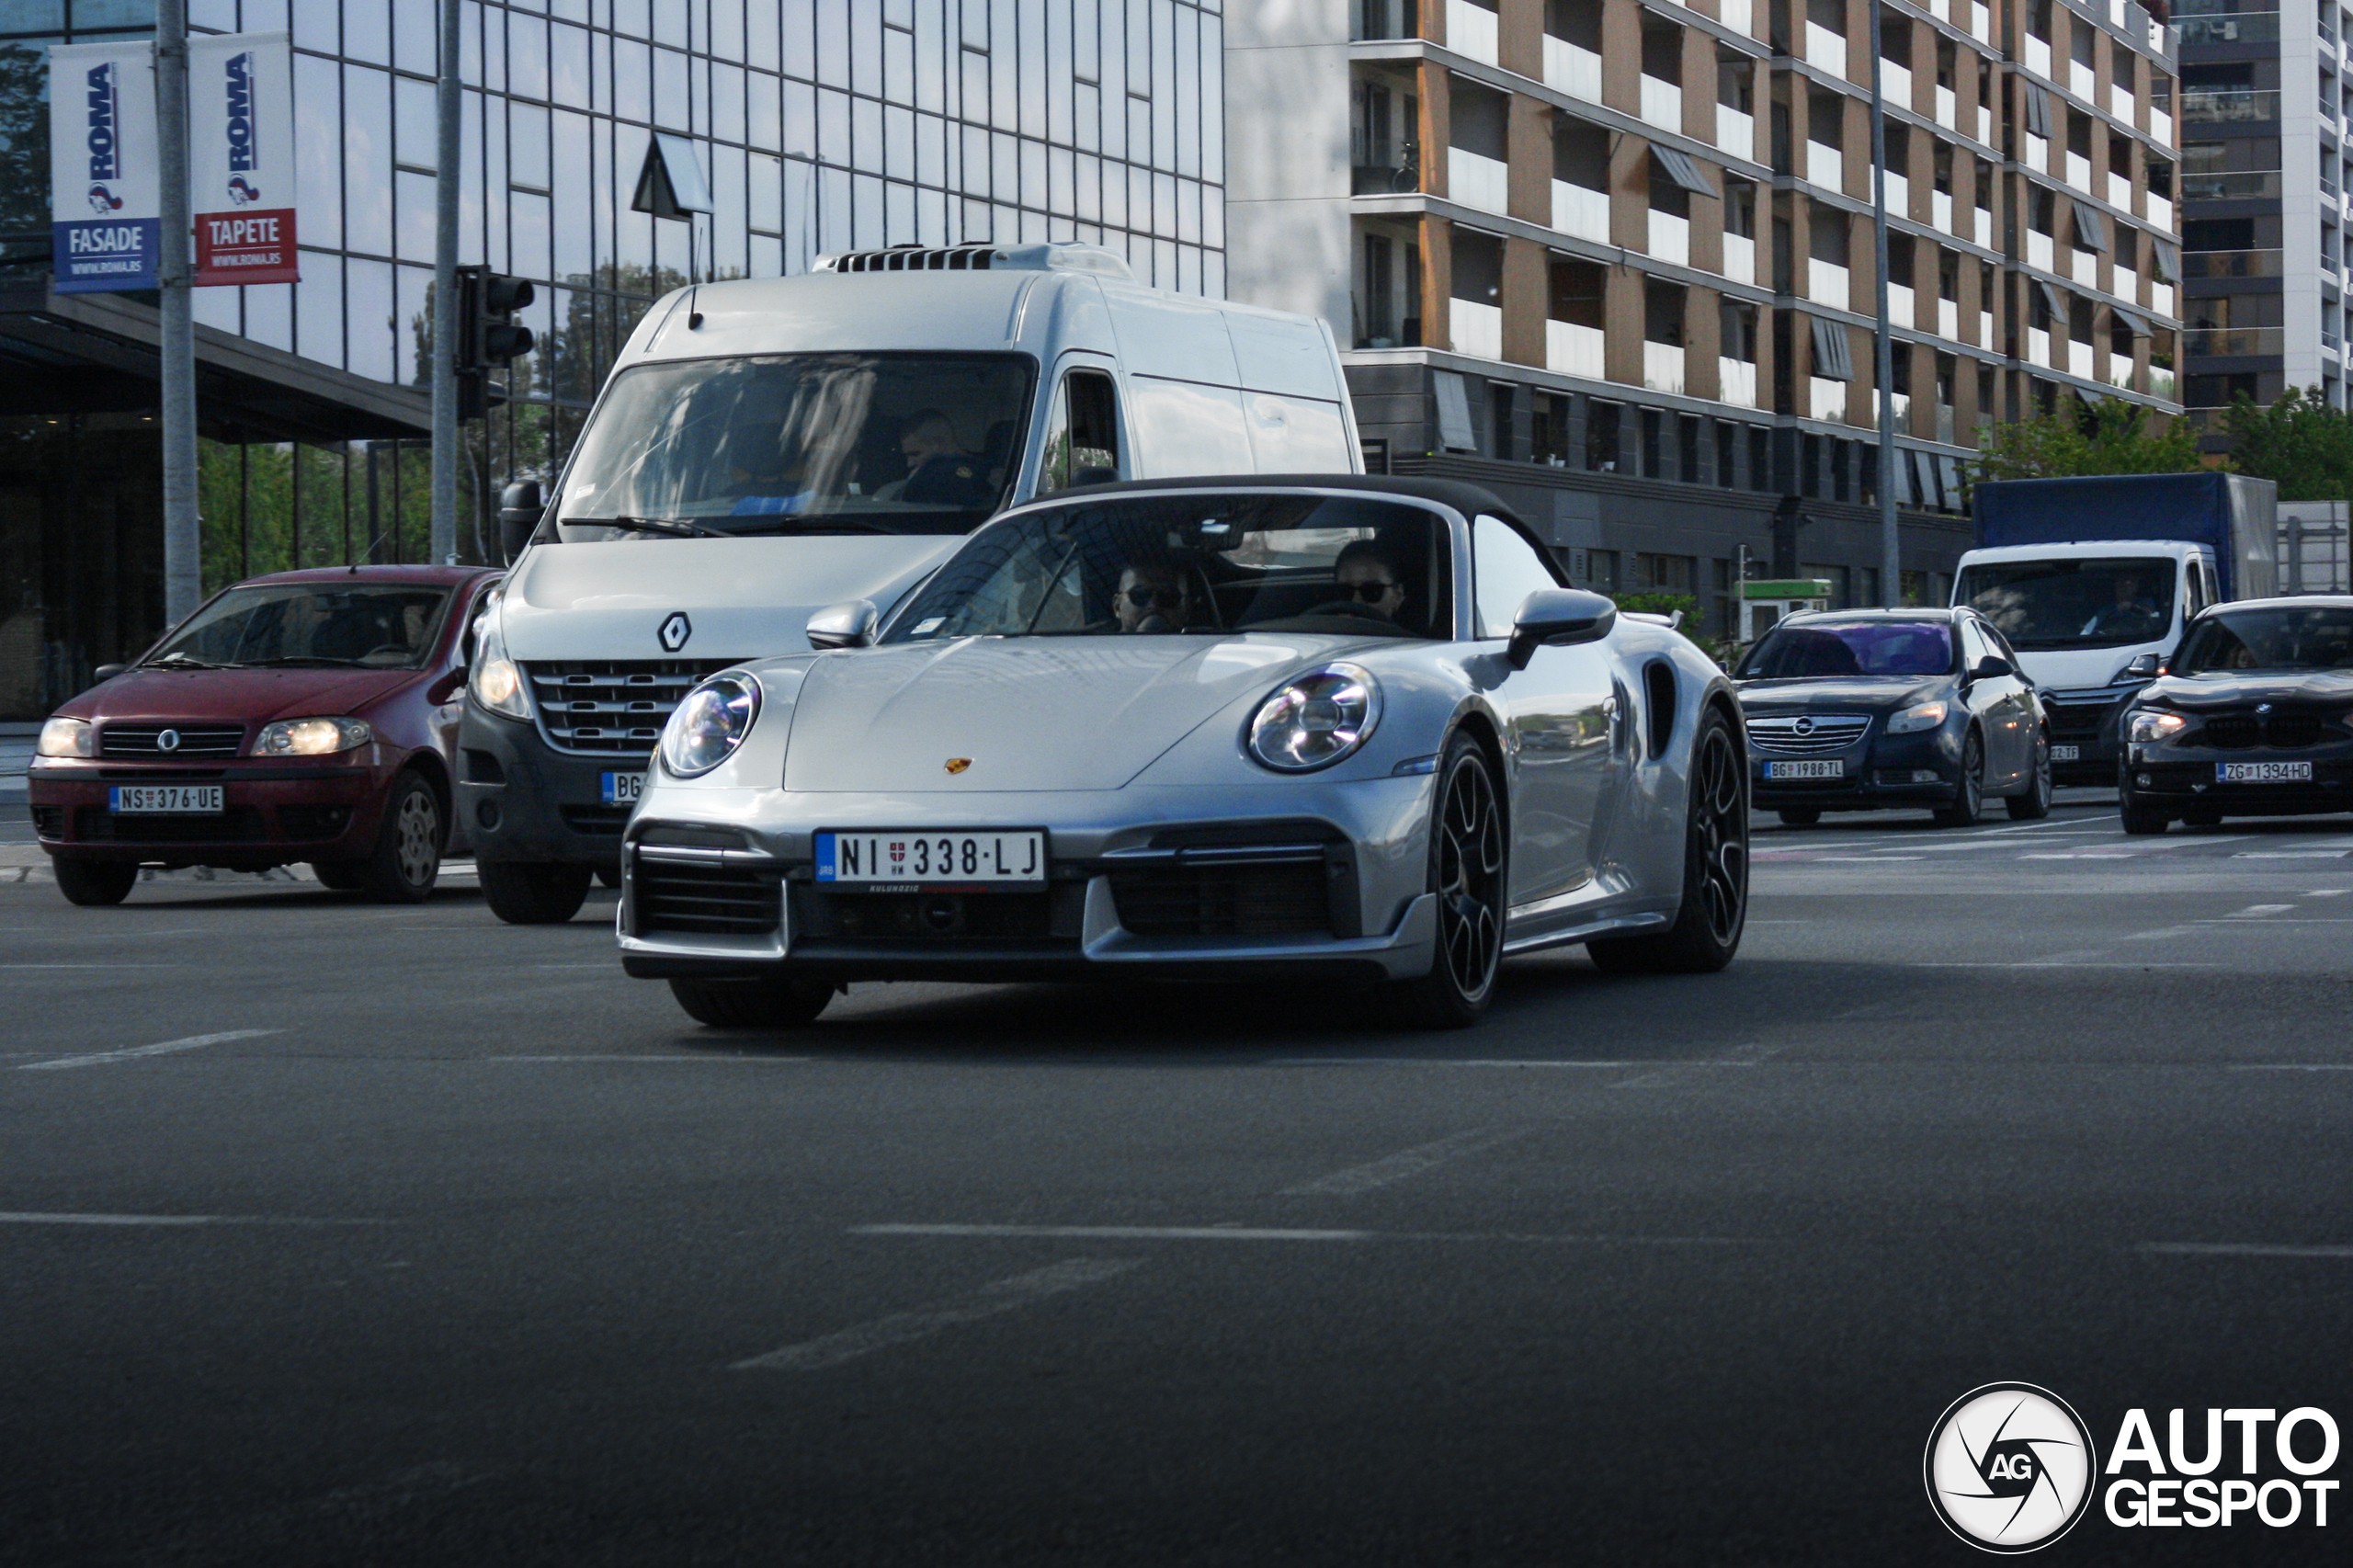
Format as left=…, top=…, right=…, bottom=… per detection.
left=150, top=584, right=454, bottom=669
left=2176, top=606, right=2353, bottom=674
left=552, top=353, right=1034, bottom=540
left=881, top=494, right=1454, bottom=642
left=1955, top=556, right=2178, bottom=650
left=1737, top=620, right=1957, bottom=679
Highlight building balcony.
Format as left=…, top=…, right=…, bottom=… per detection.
left=2110, top=352, right=2135, bottom=388
left=1939, top=297, right=1959, bottom=337
left=2023, top=133, right=2049, bottom=176
left=1447, top=0, right=1499, bottom=65
left=1936, top=403, right=1957, bottom=443
left=1720, top=357, right=1758, bottom=405
left=2113, top=265, right=2138, bottom=304
left=1650, top=210, right=1690, bottom=266
left=1976, top=106, right=1992, bottom=144
left=1352, top=156, right=1419, bottom=196
left=2072, top=249, right=2097, bottom=287
left=1643, top=341, right=1687, bottom=393
left=1547, top=318, right=1605, bottom=377
left=1882, top=62, right=1912, bottom=109
left=1972, top=2, right=1992, bottom=43
left=1877, top=390, right=1911, bottom=426
left=2110, top=84, right=2132, bottom=120
left=1809, top=259, right=1849, bottom=309
left=2183, top=326, right=2286, bottom=358
left=2175, top=11, right=2280, bottom=45
left=1889, top=282, right=1915, bottom=325
left=1642, top=77, right=1683, bottom=134
left=2180, top=89, right=2279, bottom=125
left=1810, top=375, right=1849, bottom=421
left=2152, top=364, right=2176, bottom=399
left=2029, top=326, right=2052, bottom=367
left=1721, top=0, right=1752, bottom=33
left=2066, top=152, right=2092, bottom=192
left=2152, top=282, right=2174, bottom=316
left=2025, top=35, right=2052, bottom=76
left=1881, top=170, right=1908, bottom=214
left=2180, top=248, right=2281, bottom=278
left=1451, top=298, right=1504, bottom=358
left=2108, top=172, right=2131, bottom=210
left=1980, top=310, right=1995, bottom=348
left=1716, top=106, right=1755, bottom=163
left=2151, top=106, right=2171, bottom=142
left=2070, top=61, right=2094, bottom=101
left=1552, top=181, right=1610, bottom=242
left=1974, top=208, right=1992, bottom=248
left=1449, top=149, right=1510, bottom=214
left=1936, top=85, right=1957, bottom=130
left=2148, top=193, right=2171, bottom=230
left=1544, top=37, right=1603, bottom=103
left=1807, top=141, right=1843, bottom=191
left=2068, top=339, right=2094, bottom=378
left=1932, top=189, right=1953, bottom=232
left=2028, top=231, right=2054, bottom=271
left=1806, top=23, right=1847, bottom=74
left=1722, top=232, right=1756, bottom=285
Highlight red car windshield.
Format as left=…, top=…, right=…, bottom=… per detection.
left=147, top=584, right=454, bottom=670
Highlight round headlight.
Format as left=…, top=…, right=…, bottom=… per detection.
left=1246, top=663, right=1381, bottom=772
left=660, top=671, right=761, bottom=778
left=255, top=717, right=372, bottom=756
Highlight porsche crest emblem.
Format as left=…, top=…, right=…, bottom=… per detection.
left=944, top=757, right=972, bottom=775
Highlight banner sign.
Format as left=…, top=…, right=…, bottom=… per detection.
left=190, top=32, right=298, bottom=286
left=48, top=40, right=160, bottom=293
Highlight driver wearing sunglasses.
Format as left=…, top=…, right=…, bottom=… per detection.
left=1113, top=558, right=1197, bottom=633
left=1334, top=539, right=1409, bottom=627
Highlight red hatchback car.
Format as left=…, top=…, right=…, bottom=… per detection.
left=28, top=565, right=502, bottom=905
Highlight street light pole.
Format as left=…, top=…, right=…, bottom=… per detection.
left=430, top=0, right=461, bottom=564
left=156, top=0, right=198, bottom=621
left=1870, top=0, right=1900, bottom=607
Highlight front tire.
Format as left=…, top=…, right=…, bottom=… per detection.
left=2006, top=729, right=2053, bottom=820
left=354, top=774, right=443, bottom=904
left=1391, top=733, right=1507, bottom=1029
left=479, top=858, right=594, bottom=924
left=53, top=858, right=137, bottom=906
left=1932, top=731, right=1986, bottom=828
left=669, top=976, right=834, bottom=1028
left=1587, top=707, right=1748, bottom=975
left=2120, top=790, right=2171, bottom=836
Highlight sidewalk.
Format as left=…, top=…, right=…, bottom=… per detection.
left=1, top=722, right=33, bottom=800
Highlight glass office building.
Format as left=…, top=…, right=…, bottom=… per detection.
left=0, top=0, right=1228, bottom=719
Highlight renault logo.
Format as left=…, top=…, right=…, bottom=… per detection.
left=156, top=728, right=180, bottom=752
left=657, top=612, right=692, bottom=653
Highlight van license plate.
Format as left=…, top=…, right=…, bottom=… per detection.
left=1764, top=760, right=1844, bottom=780
left=2218, top=761, right=2312, bottom=783
left=816, top=830, right=1046, bottom=887
left=601, top=772, right=645, bottom=805
left=109, top=785, right=222, bottom=814
left=2051, top=744, right=2080, bottom=762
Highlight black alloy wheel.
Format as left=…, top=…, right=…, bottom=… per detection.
left=357, top=773, right=443, bottom=903
left=669, top=975, right=835, bottom=1028
left=2006, top=728, right=2053, bottom=820
left=1933, top=731, right=1985, bottom=828
left=479, top=858, right=595, bottom=924
left=1394, top=733, right=1507, bottom=1028
left=1777, top=809, right=1821, bottom=827
left=53, top=858, right=138, bottom=907
left=1589, top=707, right=1748, bottom=974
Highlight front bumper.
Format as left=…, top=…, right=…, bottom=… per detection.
left=1749, top=728, right=1961, bottom=812
left=613, top=776, right=1445, bottom=985
left=2124, top=744, right=2353, bottom=817
left=456, top=702, right=643, bottom=868
left=2041, top=686, right=2139, bottom=786
left=27, top=756, right=387, bottom=869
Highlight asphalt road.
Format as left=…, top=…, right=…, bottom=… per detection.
left=5, top=792, right=2349, bottom=1566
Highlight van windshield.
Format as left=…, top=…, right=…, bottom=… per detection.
left=553, top=353, right=1034, bottom=540
left=1954, top=556, right=2177, bottom=650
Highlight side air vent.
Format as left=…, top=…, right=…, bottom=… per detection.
left=814, top=242, right=1133, bottom=278
left=1643, top=662, right=1678, bottom=759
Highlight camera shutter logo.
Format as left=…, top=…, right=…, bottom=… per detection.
left=657, top=612, right=691, bottom=653
left=1925, top=1383, right=2097, bottom=1552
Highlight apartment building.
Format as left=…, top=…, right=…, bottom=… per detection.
left=1227, top=0, right=2183, bottom=631
left=2176, top=0, right=2345, bottom=425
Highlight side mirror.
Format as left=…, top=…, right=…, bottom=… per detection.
left=1506, top=588, right=1617, bottom=670
left=92, top=663, right=126, bottom=681
left=806, top=598, right=880, bottom=651
left=1968, top=654, right=2012, bottom=681
left=2122, top=653, right=2162, bottom=680
left=497, top=480, right=543, bottom=565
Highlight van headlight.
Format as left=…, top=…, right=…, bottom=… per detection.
left=660, top=672, right=761, bottom=778
left=470, top=609, right=529, bottom=721
left=1886, top=700, right=1949, bottom=734
left=1246, top=663, right=1381, bottom=772
left=2129, top=710, right=2188, bottom=743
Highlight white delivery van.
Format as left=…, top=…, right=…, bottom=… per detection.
left=457, top=242, right=1363, bottom=923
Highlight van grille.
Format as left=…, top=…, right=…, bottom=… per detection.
left=1744, top=714, right=1872, bottom=755
left=632, top=857, right=782, bottom=937
left=2043, top=693, right=2124, bottom=739
left=1110, top=862, right=1333, bottom=937
left=525, top=659, right=743, bottom=756
left=99, top=723, right=244, bottom=759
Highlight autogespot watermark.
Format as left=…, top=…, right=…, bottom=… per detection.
left=1927, top=1386, right=2341, bottom=1551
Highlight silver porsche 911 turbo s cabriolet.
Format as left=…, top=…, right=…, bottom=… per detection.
left=615, top=476, right=1748, bottom=1029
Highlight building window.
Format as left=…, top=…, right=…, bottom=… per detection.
left=1489, top=381, right=1516, bottom=460
left=1587, top=399, right=1622, bottom=472
left=1641, top=406, right=1665, bottom=478
left=1751, top=425, right=1773, bottom=492
left=1532, top=392, right=1572, bottom=465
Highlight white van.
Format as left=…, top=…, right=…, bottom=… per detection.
left=456, top=242, right=1362, bottom=924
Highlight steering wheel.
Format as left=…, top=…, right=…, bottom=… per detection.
left=358, top=643, right=414, bottom=664
left=1298, top=599, right=1402, bottom=627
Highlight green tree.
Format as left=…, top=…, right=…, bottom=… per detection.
left=1972, top=397, right=2207, bottom=485
left=2221, top=386, right=2353, bottom=503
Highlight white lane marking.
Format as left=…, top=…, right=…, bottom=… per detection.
left=2225, top=903, right=2296, bottom=918
left=1281, top=1126, right=1536, bottom=1196
left=1909, top=960, right=2225, bottom=969
left=855, top=1223, right=1372, bottom=1242
left=0, top=963, right=183, bottom=970
left=2138, top=1242, right=2353, bottom=1259
left=1798, top=855, right=1924, bottom=862
left=2309, top=889, right=2349, bottom=897
left=488, top=1053, right=813, bottom=1062
left=2120, top=926, right=2206, bottom=941
left=1613, top=1041, right=1779, bottom=1089
left=2230, top=1064, right=2353, bottom=1072
left=732, top=1257, right=1140, bottom=1372
left=2018, top=853, right=2140, bottom=860
left=1265, top=1057, right=1738, bottom=1069
left=0, top=1210, right=219, bottom=1226
left=2234, top=851, right=2353, bottom=859
left=20, top=1028, right=279, bottom=1072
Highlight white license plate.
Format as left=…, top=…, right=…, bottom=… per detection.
left=1764, top=760, right=1844, bottom=780
left=2051, top=744, right=2081, bottom=762
left=108, top=785, right=223, bottom=814
left=601, top=771, right=646, bottom=806
left=2218, top=761, right=2313, bottom=783
left=816, top=830, right=1046, bottom=886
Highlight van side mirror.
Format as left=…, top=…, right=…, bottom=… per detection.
left=1968, top=654, right=2012, bottom=681
left=498, top=480, right=543, bottom=564
left=2122, top=653, right=2162, bottom=680
left=92, top=663, right=126, bottom=681
left=1506, top=588, right=1617, bottom=670
left=806, top=599, right=879, bottom=651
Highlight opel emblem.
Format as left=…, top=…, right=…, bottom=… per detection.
left=657, top=612, right=692, bottom=653
left=944, top=757, right=972, bottom=775
left=156, top=728, right=180, bottom=752
left=1793, top=716, right=1816, bottom=736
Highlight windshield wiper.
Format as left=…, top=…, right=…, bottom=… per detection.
left=244, top=655, right=372, bottom=667
left=722, top=516, right=906, bottom=537
left=566, top=514, right=727, bottom=540
left=142, top=652, right=236, bottom=670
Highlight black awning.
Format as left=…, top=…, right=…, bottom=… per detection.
left=2022, top=84, right=2052, bottom=138
left=2112, top=304, right=2153, bottom=336
left=1810, top=315, right=1853, bottom=381
left=1651, top=146, right=1719, bottom=197
left=2153, top=239, right=2181, bottom=282
left=2070, top=198, right=2108, bottom=252
left=2035, top=278, right=2069, bottom=320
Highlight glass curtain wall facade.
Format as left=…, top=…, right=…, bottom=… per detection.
left=0, top=0, right=1227, bottom=717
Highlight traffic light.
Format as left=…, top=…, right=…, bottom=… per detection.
left=454, top=266, right=538, bottom=420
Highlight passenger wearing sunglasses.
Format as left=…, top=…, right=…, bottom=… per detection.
left=1332, top=539, right=1410, bottom=628
left=1112, top=557, right=1197, bottom=633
